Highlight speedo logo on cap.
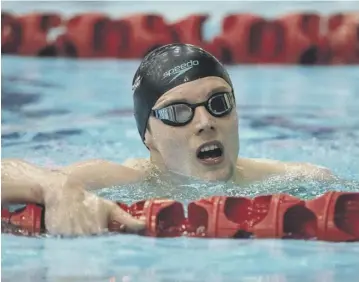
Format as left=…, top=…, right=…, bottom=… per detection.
left=132, top=75, right=142, bottom=91
left=162, top=60, right=199, bottom=83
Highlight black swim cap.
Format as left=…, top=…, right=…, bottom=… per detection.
left=132, top=43, right=233, bottom=141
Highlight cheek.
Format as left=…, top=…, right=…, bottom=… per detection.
left=222, top=115, right=239, bottom=150
left=153, top=124, right=189, bottom=154
left=222, top=113, right=239, bottom=134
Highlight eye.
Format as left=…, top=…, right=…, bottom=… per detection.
left=208, top=92, right=232, bottom=113
left=172, top=104, right=193, bottom=123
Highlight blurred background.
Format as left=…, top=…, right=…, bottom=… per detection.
left=2, top=2, right=359, bottom=282
left=2, top=0, right=359, bottom=64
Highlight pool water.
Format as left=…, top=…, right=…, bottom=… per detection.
left=2, top=56, right=359, bottom=281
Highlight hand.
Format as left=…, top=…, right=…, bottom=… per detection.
left=42, top=174, right=145, bottom=236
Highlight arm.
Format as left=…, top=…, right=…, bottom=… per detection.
left=1, top=159, right=146, bottom=235
left=60, top=159, right=146, bottom=190
left=238, top=158, right=335, bottom=183
left=236, top=157, right=345, bottom=196
left=1, top=159, right=46, bottom=204
left=252, top=159, right=359, bottom=192
left=285, top=161, right=335, bottom=181
left=2, top=158, right=146, bottom=206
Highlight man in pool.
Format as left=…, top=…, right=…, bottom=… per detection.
left=2, top=43, right=335, bottom=236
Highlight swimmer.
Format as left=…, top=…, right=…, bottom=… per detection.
left=1, top=43, right=335, bottom=236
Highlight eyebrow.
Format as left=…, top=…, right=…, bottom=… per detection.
left=159, top=86, right=232, bottom=108
left=206, top=86, right=232, bottom=98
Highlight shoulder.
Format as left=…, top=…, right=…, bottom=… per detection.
left=236, top=157, right=334, bottom=183
left=61, top=158, right=148, bottom=189
left=122, top=158, right=152, bottom=171
left=62, top=159, right=130, bottom=172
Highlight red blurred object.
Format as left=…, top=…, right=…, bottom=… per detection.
left=169, top=14, right=221, bottom=59
left=187, top=196, right=253, bottom=238
left=1, top=204, right=45, bottom=236
left=2, top=12, right=22, bottom=54
left=1, top=11, right=358, bottom=65
left=278, top=13, right=322, bottom=44
left=121, top=199, right=187, bottom=237
left=56, top=13, right=113, bottom=58
left=326, top=20, right=359, bottom=64
left=54, top=13, right=174, bottom=58
left=112, top=14, right=173, bottom=59
left=212, top=13, right=317, bottom=64
left=305, top=192, right=359, bottom=241
left=1, top=12, right=62, bottom=56
left=187, top=194, right=314, bottom=239
left=2, top=192, right=358, bottom=242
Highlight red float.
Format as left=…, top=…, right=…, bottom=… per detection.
left=212, top=14, right=263, bottom=64
left=113, top=14, right=173, bottom=59
left=55, top=13, right=114, bottom=58
left=305, top=192, right=359, bottom=242
left=56, top=13, right=174, bottom=59
left=169, top=14, right=221, bottom=60
left=187, top=194, right=316, bottom=239
left=2, top=192, right=358, bottom=242
left=170, top=14, right=208, bottom=46
left=327, top=13, right=359, bottom=32
left=278, top=12, right=329, bottom=64
left=1, top=204, right=45, bottom=236
left=2, top=12, right=22, bottom=54
left=110, top=199, right=186, bottom=237
left=278, top=13, right=322, bottom=44
left=326, top=18, right=359, bottom=64
left=213, top=14, right=316, bottom=64
left=1, top=12, right=62, bottom=56
left=1, top=11, right=359, bottom=64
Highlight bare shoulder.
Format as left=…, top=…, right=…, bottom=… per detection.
left=62, top=159, right=116, bottom=173
left=122, top=158, right=152, bottom=172
left=236, top=157, right=334, bottom=183
left=2, top=158, right=61, bottom=181
left=2, top=158, right=50, bottom=172
left=61, top=159, right=147, bottom=190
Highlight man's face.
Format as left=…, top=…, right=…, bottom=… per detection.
left=147, top=76, right=240, bottom=182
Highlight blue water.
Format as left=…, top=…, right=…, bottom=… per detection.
left=2, top=56, right=359, bottom=281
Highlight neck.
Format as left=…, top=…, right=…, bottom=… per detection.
left=149, top=155, right=195, bottom=185
left=149, top=153, right=238, bottom=187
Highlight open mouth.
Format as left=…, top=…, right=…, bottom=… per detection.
left=196, top=141, right=224, bottom=164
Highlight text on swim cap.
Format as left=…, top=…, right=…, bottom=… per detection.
left=162, top=60, right=199, bottom=81
left=132, top=75, right=142, bottom=91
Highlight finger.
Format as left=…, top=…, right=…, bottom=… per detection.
left=107, top=202, right=146, bottom=233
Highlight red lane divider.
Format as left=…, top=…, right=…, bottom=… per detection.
left=1, top=12, right=358, bottom=64
left=2, top=191, right=359, bottom=241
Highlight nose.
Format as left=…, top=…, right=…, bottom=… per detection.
left=193, top=106, right=216, bottom=136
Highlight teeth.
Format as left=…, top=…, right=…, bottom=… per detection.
left=200, top=144, right=219, bottom=152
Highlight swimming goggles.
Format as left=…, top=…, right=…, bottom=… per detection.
left=151, top=92, right=234, bottom=126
